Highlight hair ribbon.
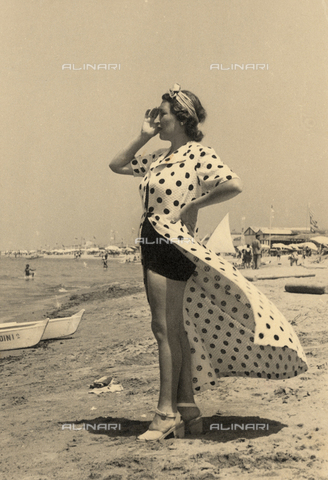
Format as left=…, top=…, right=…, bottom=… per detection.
left=168, top=83, right=198, bottom=122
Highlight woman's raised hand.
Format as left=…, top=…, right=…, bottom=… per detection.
left=141, top=108, right=160, bottom=138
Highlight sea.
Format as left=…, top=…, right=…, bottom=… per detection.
left=0, top=256, right=143, bottom=323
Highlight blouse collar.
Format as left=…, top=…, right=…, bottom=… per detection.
left=153, top=141, right=196, bottom=167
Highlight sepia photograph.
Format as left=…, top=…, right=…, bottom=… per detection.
left=1, top=1, right=328, bottom=478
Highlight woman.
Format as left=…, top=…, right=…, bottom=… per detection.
left=109, top=84, right=308, bottom=441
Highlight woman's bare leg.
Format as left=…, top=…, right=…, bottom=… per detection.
left=147, top=270, right=184, bottom=411
left=146, top=269, right=199, bottom=429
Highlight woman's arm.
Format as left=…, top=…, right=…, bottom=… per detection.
left=109, top=134, right=151, bottom=175
left=109, top=108, right=159, bottom=175
left=193, top=177, right=243, bottom=209
left=179, top=178, right=243, bottom=234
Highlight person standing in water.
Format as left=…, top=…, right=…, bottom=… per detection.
left=25, top=264, right=35, bottom=278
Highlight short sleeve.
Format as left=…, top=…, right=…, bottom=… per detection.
left=131, top=148, right=167, bottom=177
left=195, top=146, right=240, bottom=193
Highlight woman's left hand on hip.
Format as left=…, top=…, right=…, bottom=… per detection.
left=178, top=203, right=199, bottom=236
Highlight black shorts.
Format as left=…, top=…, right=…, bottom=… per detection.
left=140, top=217, right=196, bottom=282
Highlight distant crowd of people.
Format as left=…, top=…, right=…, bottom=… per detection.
left=238, top=234, right=262, bottom=269
left=237, top=238, right=326, bottom=269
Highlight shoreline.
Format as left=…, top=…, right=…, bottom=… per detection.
left=1, top=253, right=137, bottom=260
left=4, top=280, right=145, bottom=326
left=3, top=256, right=327, bottom=325
left=0, top=255, right=143, bottom=324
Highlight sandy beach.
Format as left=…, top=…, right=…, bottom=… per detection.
left=1, top=256, right=328, bottom=480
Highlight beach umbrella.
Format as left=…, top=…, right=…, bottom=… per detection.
left=127, top=246, right=138, bottom=252
left=302, top=242, right=318, bottom=251
left=105, top=245, right=121, bottom=252
left=272, top=243, right=293, bottom=250
left=122, top=247, right=134, bottom=253
left=85, top=247, right=99, bottom=254
left=310, top=236, right=328, bottom=246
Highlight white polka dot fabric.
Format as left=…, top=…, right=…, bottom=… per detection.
left=131, top=142, right=308, bottom=394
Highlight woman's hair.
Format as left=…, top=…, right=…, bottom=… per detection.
left=161, top=90, right=207, bottom=142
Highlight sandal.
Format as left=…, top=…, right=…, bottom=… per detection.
left=177, top=403, right=203, bottom=434
left=137, top=408, right=185, bottom=441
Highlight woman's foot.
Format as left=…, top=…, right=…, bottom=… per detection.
left=137, top=409, right=185, bottom=441
left=177, top=403, right=201, bottom=422
left=177, top=403, right=203, bottom=434
left=150, top=412, right=175, bottom=430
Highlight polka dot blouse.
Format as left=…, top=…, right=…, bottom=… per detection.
left=130, top=141, right=308, bottom=394
left=131, top=142, right=239, bottom=226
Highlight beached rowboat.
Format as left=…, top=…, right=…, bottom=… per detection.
left=0, top=310, right=85, bottom=351
left=41, top=309, right=85, bottom=340
left=0, top=319, right=49, bottom=351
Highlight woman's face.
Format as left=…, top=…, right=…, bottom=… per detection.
left=157, top=101, right=183, bottom=141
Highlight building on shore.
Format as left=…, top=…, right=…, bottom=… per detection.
left=244, top=226, right=326, bottom=248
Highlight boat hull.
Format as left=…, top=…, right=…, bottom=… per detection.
left=0, top=320, right=49, bottom=351
left=41, top=309, right=85, bottom=340
left=0, top=310, right=85, bottom=349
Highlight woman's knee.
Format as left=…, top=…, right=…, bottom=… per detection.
left=151, top=315, right=167, bottom=341
left=151, top=313, right=181, bottom=342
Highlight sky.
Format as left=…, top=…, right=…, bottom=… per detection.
left=1, top=0, right=328, bottom=251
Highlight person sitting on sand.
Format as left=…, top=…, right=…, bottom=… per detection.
left=25, top=264, right=35, bottom=278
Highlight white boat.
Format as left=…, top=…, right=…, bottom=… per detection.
left=0, top=319, right=49, bottom=352
left=41, top=309, right=85, bottom=340
left=0, top=310, right=85, bottom=351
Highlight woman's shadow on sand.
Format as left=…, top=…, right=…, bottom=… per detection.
left=60, top=413, right=287, bottom=442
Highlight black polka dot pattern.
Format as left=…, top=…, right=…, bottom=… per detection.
left=130, top=142, right=308, bottom=393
